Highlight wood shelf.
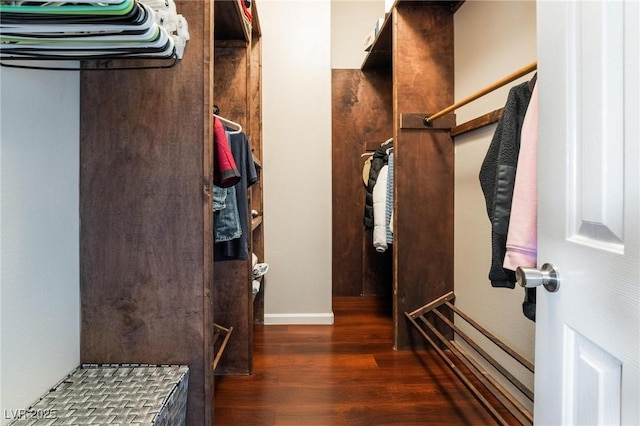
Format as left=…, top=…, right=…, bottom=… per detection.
left=361, top=12, right=392, bottom=70
left=361, top=0, right=465, bottom=71
left=214, top=0, right=251, bottom=42
left=213, top=0, right=263, bottom=377
left=334, top=0, right=455, bottom=351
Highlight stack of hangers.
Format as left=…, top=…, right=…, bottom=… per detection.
left=0, top=0, right=189, bottom=64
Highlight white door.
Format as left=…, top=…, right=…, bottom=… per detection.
left=534, top=1, right=639, bottom=425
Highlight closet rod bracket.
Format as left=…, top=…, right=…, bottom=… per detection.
left=401, top=113, right=454, bottom=130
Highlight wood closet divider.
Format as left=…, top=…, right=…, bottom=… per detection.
left=332, top=0, right=458, bottom=349
left=80, top=1, right=263, bottom=424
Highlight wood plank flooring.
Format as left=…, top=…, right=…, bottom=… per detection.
left=214, top=297, right=515, bottom=425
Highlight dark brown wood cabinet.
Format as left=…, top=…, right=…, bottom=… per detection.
left=332, top=0, right=457, bottom=349
left=80, top=0, right=262, bottom=424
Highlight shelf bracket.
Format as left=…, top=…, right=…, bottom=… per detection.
left=400, top=113, right=455, bottom=130
left=212, top=323, right=234, bottom=371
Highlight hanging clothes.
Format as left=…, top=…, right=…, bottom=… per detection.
left=478, top=81, right=533, bottom=289
left=385, top=152, right=394, bottom=245
left=504, top=82, right=538, bottom=322
left=373, top=164, right=389, bottom=252
left=215, top=130, right=258, bottom=261
left=362, top=156, right=372, bottom=187
left=213, top=117, right=241, bottom=188
left=504, top=84, right=538, bottom=271
left=213, top=185, right=227, bottom=212
left=363, top=138, right=393, bottom=229
left=214, top=183, right=242, bottom=243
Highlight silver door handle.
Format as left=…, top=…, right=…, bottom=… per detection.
left=515, top=263, right=560, bottom=293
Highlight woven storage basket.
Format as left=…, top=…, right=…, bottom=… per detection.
left=9, top=364, right=189, bottom=425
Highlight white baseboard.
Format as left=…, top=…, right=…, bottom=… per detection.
left=264, top=312, right=334, bottom=325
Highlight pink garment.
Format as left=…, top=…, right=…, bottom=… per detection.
left=503, top=84, right=538, bottom=270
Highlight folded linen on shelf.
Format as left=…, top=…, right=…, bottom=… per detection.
left=0, top=0, right=189, bottom=60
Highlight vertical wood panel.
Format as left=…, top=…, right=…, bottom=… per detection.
left=250, top=38, right=263, bottom=159
left=252, top=225, right=265, bottom=325
left=202, top=1, right=214, bottom=423
left=214, top=260, right=253, bottom=374
left=362, top=234, right=393, bottom=296
left=250, top=37, right=265, bottom=324
left=332, top=69, right=393, bottom=297
left=393, top=3, right=454, bottom=349
left=80, top=0, right=213, bottom=423
left=214, top=44, right=249, bottom=126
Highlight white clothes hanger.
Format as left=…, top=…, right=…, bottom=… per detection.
left=213, top=113, right=242, bottom=134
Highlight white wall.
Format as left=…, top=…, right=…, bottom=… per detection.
left=453, top=0, right=537, bottom=404
left=0, top=65, right=80, bottom=424
left=260, top=1, right=334, bottom=324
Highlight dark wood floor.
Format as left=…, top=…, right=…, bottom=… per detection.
left=214, top=297, right=510, bottom=425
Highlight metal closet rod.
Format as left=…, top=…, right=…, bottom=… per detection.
left=426, top=61, right=538, bottom=123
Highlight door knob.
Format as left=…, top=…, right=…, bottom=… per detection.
left=515, top=263, right=560, bottom=293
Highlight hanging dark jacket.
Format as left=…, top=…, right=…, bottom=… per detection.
left=478, top=81, right=532, bottom=288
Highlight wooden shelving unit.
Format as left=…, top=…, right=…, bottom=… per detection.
left=79, top=0, right=216, bottom=423
left=213, top=0, right=264, bottom=375
left=79, top=1, right=265, bottom=423
left=332, top=0, right=455, bottom=349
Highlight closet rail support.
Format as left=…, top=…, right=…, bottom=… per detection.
left=451, top=108, right=504, bottom=137
left=212, top=323, right=234, bottom=371
left=405, top=291, right=534, bottom=426
left=400, top=113, right=454, bottom=130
